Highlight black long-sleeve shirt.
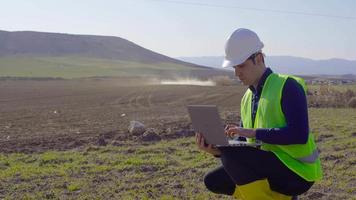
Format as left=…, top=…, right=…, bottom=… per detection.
left=242, top=68, right=309, bottom=145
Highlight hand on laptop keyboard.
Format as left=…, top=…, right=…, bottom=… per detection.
left=225, top=124, right=239, bottom=138
left=225, top=125, right=256, bottom=139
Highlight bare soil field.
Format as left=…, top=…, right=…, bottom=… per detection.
left=0, top=78, right=244, bottom=153
left=0, top=78, right=355, bottom=199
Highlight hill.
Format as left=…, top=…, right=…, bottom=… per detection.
left=177, top=56, right=356, bottom=76
left=0, top=30, right=229, bottom=79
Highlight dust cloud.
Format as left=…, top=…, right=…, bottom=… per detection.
left=159, top=78, right=216, bottom=86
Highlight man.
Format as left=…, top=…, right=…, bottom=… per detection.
left=195, top=28, right=322, bottom=200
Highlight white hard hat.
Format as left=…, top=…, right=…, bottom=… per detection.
left=222, top=28, right=264, bottom=68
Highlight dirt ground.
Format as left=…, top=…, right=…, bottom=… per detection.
left=0, top=78, right=245, bottom=153
left=1, top=78, right=354, bottom=199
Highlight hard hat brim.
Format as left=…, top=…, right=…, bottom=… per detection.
left=222, top=56, right=247, bottom=68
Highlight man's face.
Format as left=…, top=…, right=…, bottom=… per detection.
left=233, top=58, right=259, bottom=86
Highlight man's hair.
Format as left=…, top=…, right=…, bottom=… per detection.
left=248, top=51, right=265, bottom=65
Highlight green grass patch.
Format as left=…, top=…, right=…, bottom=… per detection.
left=0, top=56, right=207, bottom=79
left=0, top=108, right=355, bottom=199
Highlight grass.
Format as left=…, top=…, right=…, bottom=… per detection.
left=308, top=84, right=356, bottom=93
left=307, top=108, right=356, bottom=199
left=307, top=84, right=356, bottom=108
left=0, top=137, right=225, bottom=199
left=0, top=56, right=207, bottom=79
left=0, top=108, right=355, bottom=199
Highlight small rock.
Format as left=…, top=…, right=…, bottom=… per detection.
left=110, top=140, right=123, bottom=146
left=128, top=121, right=146, bottom=135
left=125, top=148, right=135, bottom=154
left=317, top=134, right=333, bottom=142
left=307, top=192, right=325, bottom=199
left=175, top=129, right=195, bottom=137
left=44, top=191, right=56, bottom=199
left=165, top=127, right=172, bottom=134
left=97, top=137, right=107, bottom=146
left=140, top=165, right=157, bottom=172
left=141, top=128, right=161, bottom=142
left=121, top=113, right=126, bottom=117
left=67, top=140, right=83, bottom=148
left=172, top=183, right=184, bottom=189
left=324, top=154, right=339, bottom=161
left=85, top=146, right=99, bottom=152
left=154, top=183, right=162, bottom=188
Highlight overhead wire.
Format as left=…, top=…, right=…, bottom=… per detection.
left=148, top=0, right=356, bottom=20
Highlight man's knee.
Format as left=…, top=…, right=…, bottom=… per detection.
left=220, top=148, right=264, bottom=185
left=220, top=151, right=245, bottom=177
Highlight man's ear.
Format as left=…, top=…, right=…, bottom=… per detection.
left=256, top=53, right=264, bottom=64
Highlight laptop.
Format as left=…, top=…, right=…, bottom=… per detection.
left=187, top=105, right=260, bottom=147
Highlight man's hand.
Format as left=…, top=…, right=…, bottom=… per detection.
left=225, top=125, right=256, bottom=138
left=195, top=133, right=221, bottom=156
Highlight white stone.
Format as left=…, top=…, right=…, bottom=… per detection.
left=128, top=121, right=146, bottom=135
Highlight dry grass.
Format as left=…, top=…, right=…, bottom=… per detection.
left=307, top=85, right=356, bottom=108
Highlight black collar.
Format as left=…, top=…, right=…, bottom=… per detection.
left=249, top=68, right=273, bottom=95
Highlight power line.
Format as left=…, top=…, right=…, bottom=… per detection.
left=148, top=0, right=356, bottom=20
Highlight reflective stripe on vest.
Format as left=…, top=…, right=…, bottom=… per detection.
left=296, top=149, right=319, bottom=163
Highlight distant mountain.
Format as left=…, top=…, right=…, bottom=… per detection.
left=0, top=30, right=232, bottom=78
left=177, top=56, right=356, bottom=75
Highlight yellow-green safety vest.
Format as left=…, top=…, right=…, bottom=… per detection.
left=241, top=73, right=322, bottom=181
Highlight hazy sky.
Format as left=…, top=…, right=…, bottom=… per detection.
left=1, top=0, right=356, bottom=60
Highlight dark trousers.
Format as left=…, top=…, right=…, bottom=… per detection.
left=204, top=146, right=314, bottom=196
